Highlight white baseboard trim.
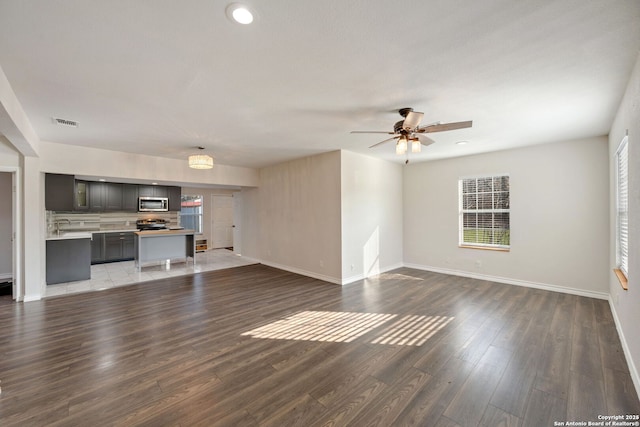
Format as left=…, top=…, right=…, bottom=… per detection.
left=607, top=297, right=640, bottom=402
left=0, top=273, right=12, bottom=281
left=256, top=260, right=405, bottom=286
left=23, top=294, right=42, bottom=302
left=236, top=255, right=261, bottom=265
left=403, top=263, right=609, bottom=300
left=259, top=260, right=342, bottom=285
left=341, top=262, right=405, bottom=285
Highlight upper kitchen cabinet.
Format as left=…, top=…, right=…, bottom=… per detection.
left=89, top=182, right=124, bottom=211
left=45, top=173, right=75, bottom=211
left=122, top=184, right=139, bottom=211
left=75, top=181, right=89, bottom=210
left=138, top=185, right=168, bottom=198
left=168, top=186, right=182, bottom=211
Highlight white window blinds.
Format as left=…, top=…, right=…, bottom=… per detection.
left=459, top=175, right=510, bottom=249
left=616, top=137, right=629, bottom=276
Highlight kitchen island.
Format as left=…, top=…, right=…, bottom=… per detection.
left=134, top=229, right=196, bottom=271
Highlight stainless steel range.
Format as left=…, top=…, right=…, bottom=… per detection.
left=136, top=218, right=167, bottom=231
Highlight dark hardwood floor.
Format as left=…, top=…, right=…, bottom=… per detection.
left=0, top=265, right=638, bottom=426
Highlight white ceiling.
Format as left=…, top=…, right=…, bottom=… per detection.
left=0, top=0, right=639, bottom=168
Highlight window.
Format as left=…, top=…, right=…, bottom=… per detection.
left=180, top=195, right=203, bottom=234
left=615, top=137, right=629, bottom=281
left=459, top=175, right=510, bottom=249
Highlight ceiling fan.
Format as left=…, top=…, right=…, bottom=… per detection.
left=351, top=108, right=472, bottom=163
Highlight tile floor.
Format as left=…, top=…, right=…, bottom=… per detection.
left=46, top=249, right=258, bottom=298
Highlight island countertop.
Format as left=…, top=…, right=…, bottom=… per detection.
left=134, top=229, right=195, bottom=237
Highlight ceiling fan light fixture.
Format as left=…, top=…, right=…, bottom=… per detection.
left=411, top=139, right=421, bottom=153
left=188, top=147, right=214, bottom=169
left=396, top=137, right=408, bottom=155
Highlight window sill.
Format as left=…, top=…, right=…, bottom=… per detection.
left=614, top=269, right=628, bottom=291
left=459, top=245, right=510, bottom=252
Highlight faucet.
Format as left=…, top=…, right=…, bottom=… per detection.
left=55, top=218, right=71, bottom=235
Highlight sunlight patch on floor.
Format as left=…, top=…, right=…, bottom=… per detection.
left=370, top=315, right=454, bottom=346
left=242, top=311, right=454, bottom=346
left=241, top=311, right=396, bottom=343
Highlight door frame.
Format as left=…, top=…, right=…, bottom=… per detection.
left=0, top=167, right=21, bottom=300
left=232, top=192, right=242, bottom=255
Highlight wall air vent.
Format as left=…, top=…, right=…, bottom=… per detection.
left=52, top=117, right=79, bottom=128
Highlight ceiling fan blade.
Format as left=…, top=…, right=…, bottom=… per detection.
left=351, top=130, right=396, bottom=134
left=402, top=111, right=424, bottom=131
left=369, top=136, right=400, bottom=148
left=419, top=120, right=473, bottom=133
left=416, top=134, right=436, bottom=146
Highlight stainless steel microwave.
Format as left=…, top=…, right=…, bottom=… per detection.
left=138, top=196, right=169, bottom=212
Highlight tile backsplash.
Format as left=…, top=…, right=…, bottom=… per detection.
left=47, top=211, right=180, bottom=235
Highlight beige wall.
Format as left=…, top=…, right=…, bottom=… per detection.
left=341, top=150, right=403, bottom=283
left=404, top=137, right=610, bottom=298
left=609, top=52, right=640, bottom=394
left=251, top=151, right=342, bottom=283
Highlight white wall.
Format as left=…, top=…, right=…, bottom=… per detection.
left=404, top=137, right=610, bottom=298
left=0, top=172, right=12, bottom=279
left=22, top=155, right=44, bottom=301
left=239, top=186, right=260, bottom=261
left=38, top=141, right=259, bottom=188
left=255, top=151, right=342, bottom=283
left=0, top=137, right=20, bottom=167
left=609, top=52, right=640, bottom=395
left=341, top=150, right=403, bottom=283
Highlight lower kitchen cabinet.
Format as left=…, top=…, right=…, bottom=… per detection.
left=46, top=238, right=91, bottom=285
left=92, top=232, right=135, bottom=263
left=91, top=233, right=104, bottom=263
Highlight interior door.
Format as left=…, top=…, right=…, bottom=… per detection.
left=211, top=195, right=234, bottom=249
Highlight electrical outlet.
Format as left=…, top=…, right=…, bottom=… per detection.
left=319, top=260, right=324, bottom=268
left=475, top=260, right=482, bottom=268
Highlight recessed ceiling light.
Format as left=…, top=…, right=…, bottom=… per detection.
left=456, top=140, right=469, bottom=145
left=98, top=178, right=106, bottom=182
left=226, top=3, right=254, bottom=24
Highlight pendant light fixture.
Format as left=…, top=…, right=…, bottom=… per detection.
left=188, top=147, right=214, bottom=169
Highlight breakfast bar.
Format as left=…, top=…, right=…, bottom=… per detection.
left=134, top=229, right=196, bottom=271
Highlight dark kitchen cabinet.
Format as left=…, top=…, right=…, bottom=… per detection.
left=122, top=234, right=135, bottom=259
left=91, top=233, right=104, bottom=263
left=46, top=238, right=91, bottom=284
left=75, top=181, right=89, bottom=210
left=89, top=182, right=124, bottom=211
left=122, top=184, right=139, bottom=211
left=168, top=186, right=182, bottom=211
left=45, top=173, right=75, bottom=211
left=139, top=185, right=168, bottom=198
left=93, top=232, right=135, bottom=263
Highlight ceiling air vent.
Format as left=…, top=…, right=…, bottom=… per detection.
left=52, top=117, right=79, bottom=128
